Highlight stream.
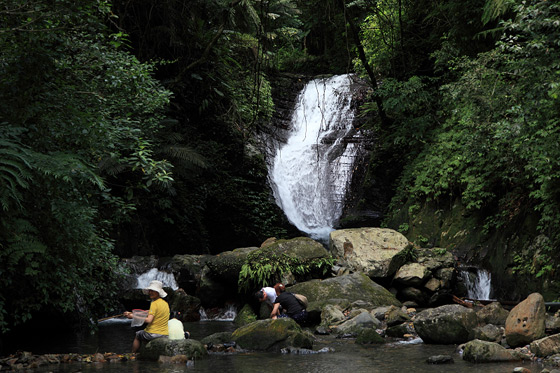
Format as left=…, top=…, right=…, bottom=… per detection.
left=22, top=319, right=542, bottom=373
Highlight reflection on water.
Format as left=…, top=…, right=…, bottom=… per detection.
left=25, top=321, right=542, bottom=373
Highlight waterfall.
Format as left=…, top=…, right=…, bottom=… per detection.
left=269, top=74, right=360, bottom=242
left=135, top=268, right=179, bottom=290
left=461, top=268, right=493, bottom=300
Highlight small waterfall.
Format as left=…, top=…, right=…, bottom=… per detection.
left=461, top=268, right=493, bottom=300
left=135, top=268, right=179, bottom=290
left=269, top=74, right=360, bottom=242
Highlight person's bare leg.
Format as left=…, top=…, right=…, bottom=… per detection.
left=132, top=337, right=141, bottom=353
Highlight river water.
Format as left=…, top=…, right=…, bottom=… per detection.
left=25, top=319, right=543, bottom=373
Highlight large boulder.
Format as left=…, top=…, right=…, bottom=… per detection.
left=140, top=338, right=207, bottom=361
left=530, top=333, right=560, bottom=357
left=462, top=339, right=519, bottom=363
left=288, top=272, right=402, bottom=311
left=413, top=304, right=478, bottom=344
left=505, top=293, right=546, bottom=347
left=232, top=318, right=313, bottom=352
left=329, top=228, right=410, bottom=278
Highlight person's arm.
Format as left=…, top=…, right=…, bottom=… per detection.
left=144, top=314, right=155, bottom=324
left=123, top=311, right=153, bottom=324
left=271, top=303, right=280, bottom=319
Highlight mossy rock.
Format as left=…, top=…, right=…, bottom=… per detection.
left=139, top=338, right=207, bottom=361
left=289, top=272, right=401, bottom=310
left=234, top=304, right=257, bottom=327
left=232, top=318, right=313, bottom=352
left=200, top=332, right=234, bottom=346
left=205, top=247, right=259, bottom=283
left=356, top=329, right=385, bottom=345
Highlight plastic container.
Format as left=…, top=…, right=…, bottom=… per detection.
left=131, top=309, right=148, bottom=327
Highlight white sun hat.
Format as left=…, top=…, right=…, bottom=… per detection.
left=143, top=280, right=167, bottom=298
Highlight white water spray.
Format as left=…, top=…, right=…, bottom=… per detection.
left=270, top=74, right=360, bottom=241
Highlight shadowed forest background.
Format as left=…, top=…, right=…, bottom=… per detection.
left=0, top=0, right=559, bottom=334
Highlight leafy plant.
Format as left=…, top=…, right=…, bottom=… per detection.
left=238, top=247, right=335, bottom=292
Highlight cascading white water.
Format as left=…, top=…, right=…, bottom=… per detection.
left=462, top=268, right=492, bottom=300
left=135, top=268, right=179, bottom=290
left=269, top=74, right=360, bottom=242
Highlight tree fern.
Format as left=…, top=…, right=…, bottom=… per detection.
left=482, top=0, right=515, bottom=25
left=0, top=139, right=33, bottom=211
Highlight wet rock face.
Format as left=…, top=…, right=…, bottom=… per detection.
left=505, top=293, right=546, bottom=347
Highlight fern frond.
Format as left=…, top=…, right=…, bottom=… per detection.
left=0, top=139, right=34, bottom=210
left=161, top=145, right=208, bottom=169
left=482, top=0, right=514, bottom=25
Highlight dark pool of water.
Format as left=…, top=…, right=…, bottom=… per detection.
left=20, top=320, right=544, bottom=373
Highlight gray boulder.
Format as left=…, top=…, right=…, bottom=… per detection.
left=232, top=318, right=313, bottom=352
left=413, top=304, right=478, bottom=344
left=320, top=304, right=346, bottom=326
left=332, top=311, right=381, bottom=335
left=140, top=338, right=207, bottom=361
left=329, top=228, right=410, bottom=278
left=462, top=339, right=518, bottom=363
left=472, top=324, right=503, bottom=343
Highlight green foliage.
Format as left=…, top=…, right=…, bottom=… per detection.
left=0, top=0, right=173, bottom=331
left=384, top=0, right=560, bottom=279
left=396, top=244, right=418, bottom=263
left=238, top=247, right=335, bottom=292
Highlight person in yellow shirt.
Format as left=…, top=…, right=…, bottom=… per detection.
left=124, top=280, right=170, bottom=353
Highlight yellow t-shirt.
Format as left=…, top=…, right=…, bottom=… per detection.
left=144, top=298, right=169, bottom=335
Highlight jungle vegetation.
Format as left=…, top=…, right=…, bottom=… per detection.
left=0, top=0, right=558, bottom=331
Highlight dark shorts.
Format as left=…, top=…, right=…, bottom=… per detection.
left=278, top=310, right=307, bottom=324
left=290, top=310, right=308, bottom=325
left=135, top=330, right=167, bottom=342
